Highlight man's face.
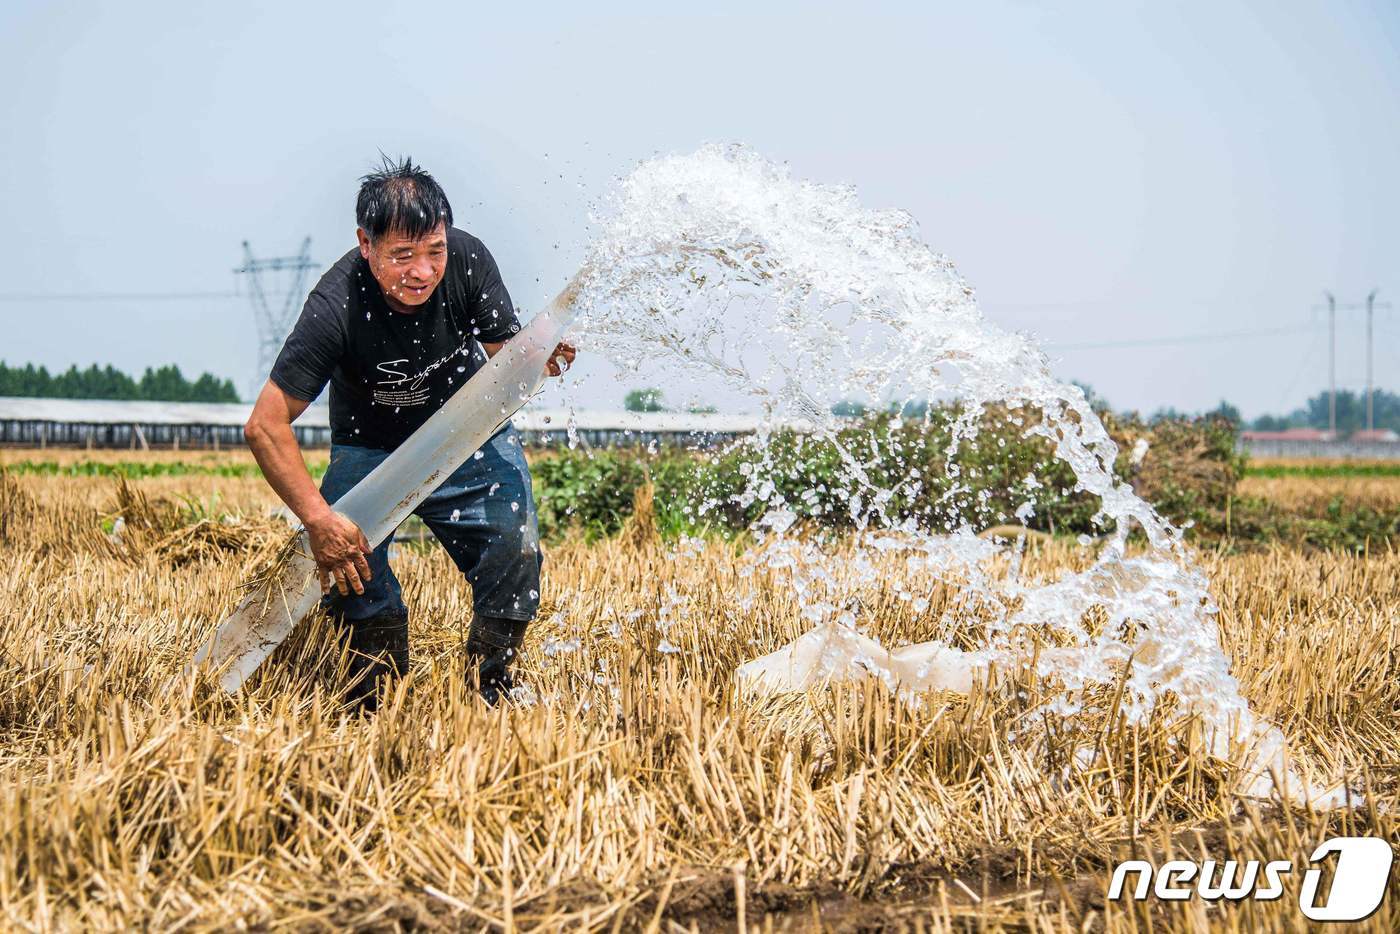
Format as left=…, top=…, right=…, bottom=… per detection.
left=357, top=221, right=448, bottom=311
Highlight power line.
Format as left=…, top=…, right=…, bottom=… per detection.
left=1049, top=324, right=1324, bottom=351
left=1276, top=340, right=1321, bottom=409
left=0, top=290, right=240, bottom=302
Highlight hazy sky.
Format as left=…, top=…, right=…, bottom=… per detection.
left=2, top=0, right=1397, bottom=416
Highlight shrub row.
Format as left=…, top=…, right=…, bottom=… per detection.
left=529, top=408, right=1247, bottom=542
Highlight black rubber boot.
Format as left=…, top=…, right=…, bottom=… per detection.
left=465, top=614, right=529, bottom=706
left=340, top=609, right=409, bottom=713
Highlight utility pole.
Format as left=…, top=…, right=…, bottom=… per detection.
left=1313, top=292, right=1391, bottom=437
left=234, top=238, right=316, bottom=400
left=1366, top=289, right=1377, bottom=432
left=1325, top=291, right=1336, bottom=436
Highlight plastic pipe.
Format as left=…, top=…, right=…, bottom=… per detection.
left=191, top=274, right=582, bottom=692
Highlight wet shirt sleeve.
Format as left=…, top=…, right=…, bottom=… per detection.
left=468, top=241, right=520, bottom=344
left=269, top=291, right=345, bottom=401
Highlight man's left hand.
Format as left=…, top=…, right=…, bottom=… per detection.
left=546, top=342, right=576, bottom=377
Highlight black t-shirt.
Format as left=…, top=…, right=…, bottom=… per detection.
left=270, top=227, right=521, bottom=450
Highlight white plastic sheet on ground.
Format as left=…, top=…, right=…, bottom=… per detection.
left=735, top=626, right=1354, bottom=808
left=736, top=624, right=980, bottom=695
left=190, top=275, right=583, bottom=693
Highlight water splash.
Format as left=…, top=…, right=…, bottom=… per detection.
left=564, top=144, right=1340, bottom=805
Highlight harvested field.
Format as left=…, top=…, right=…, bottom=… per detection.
left=0, top=448, right=267, bottom=468
left=0, top=460, right=1396, bottom=931
left=1237, top=473, right=1400, bottom=514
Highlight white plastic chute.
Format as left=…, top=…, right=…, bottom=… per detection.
left=191, top=276, right=582, bottom=693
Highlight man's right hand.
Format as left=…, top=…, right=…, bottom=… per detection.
left=307, top=511, right=373, bottom=596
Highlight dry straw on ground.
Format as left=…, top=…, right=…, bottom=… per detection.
left=1235, top=459, right=1400, bottom=514
left=0, top=463, right=1396, bottom=931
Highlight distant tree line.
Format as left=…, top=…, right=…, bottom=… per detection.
left=1145, top=390, right=1400, bottom=434
left=624, top=388, right=665, bottom=413
left=1244, top=389, right=1399, bottom=434
left=830, top=387, right=1400, bottom=434
left=0, top=361, right=240, bottom=403
left=623, top=388, right=717, bottom=414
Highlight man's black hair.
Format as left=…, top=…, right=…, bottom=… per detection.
left=356, top=155, right=453, bottom=241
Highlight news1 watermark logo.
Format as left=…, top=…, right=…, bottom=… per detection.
left=1107, top=837, right=1393, bottom=921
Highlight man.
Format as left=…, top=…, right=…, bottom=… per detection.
left=243, top=156, right=574, bottom=709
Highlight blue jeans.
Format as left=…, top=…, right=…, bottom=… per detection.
left=317, top=425, right=543, bottom=623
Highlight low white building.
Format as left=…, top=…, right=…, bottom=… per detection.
left=0, top=397, right=790, bottom=450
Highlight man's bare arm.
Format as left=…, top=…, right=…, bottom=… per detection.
left=244, top=381, right=326, bottom=525
left=243, top=380, right=371, bottom=595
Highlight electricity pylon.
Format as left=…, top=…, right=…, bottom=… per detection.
left=234, top=238, right=316, bottom=398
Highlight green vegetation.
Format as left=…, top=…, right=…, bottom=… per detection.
left=0, top=361, right=240, bottom=403
left=1248, top=388, right=1400, bottom=434
left=1140, top=387, right=1400, bottom=435
left=4, top=460, right=327, bottom=480
left=621, top=387, right=717, bottom=414
left=1226, top=496, right=1400, bottom=552
left=532, top=408, right=1247, bottom=542
left=1243, top=461, right=1400, bottom=478
left=623, top=388, right=665, bottom=413
left=532, top=409, right=1399, bottom=550
left=530, top=450, right=704, bottom=540
left=9, top=406, right=1397, bottom=549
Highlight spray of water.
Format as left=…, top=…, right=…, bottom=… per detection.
left=561, top=144, right=1340, bottom=805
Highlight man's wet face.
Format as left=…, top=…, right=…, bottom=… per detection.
left=358, top=221, right=448, bottom=311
